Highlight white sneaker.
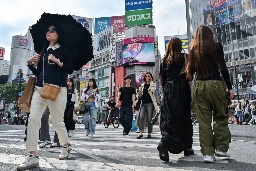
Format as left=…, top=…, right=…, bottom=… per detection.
left=88, top=134, right=93, bottom=139
left=203, top=155, right=215, bottom=163
left=215, top=150, right=230, bottom=157
left=68, top=130, right=74, bottom=137
left=59, top=145, right=72, bottom=160
left=17, top=154, right=39, bottom=170
left=39, top=141, right=51, bottom=148
left=85, top=130, right=89, bottom=136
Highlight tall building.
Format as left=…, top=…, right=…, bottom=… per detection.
left=187, top=0, right=256, bottom=99
left=8, top=28, right=34, bottom=82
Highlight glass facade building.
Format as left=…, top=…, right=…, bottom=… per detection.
left=188, top=0, right=256, bottom=99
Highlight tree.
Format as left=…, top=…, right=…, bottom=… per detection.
left=0, top=82, right=27, bottom=109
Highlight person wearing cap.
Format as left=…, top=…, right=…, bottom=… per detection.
left=116, top=76, right=136, bottom=135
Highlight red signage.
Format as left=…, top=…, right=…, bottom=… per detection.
left=110, top=16, right=125, bottom=33
left=0, top=48, right=4, bottom=59
left=123, top=36, right=155, bottom=45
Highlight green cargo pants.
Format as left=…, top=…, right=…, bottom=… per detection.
left=192, top=80, right=231, bottom=156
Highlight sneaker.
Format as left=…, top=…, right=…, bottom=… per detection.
left=88, top=134, right=93, bottom=139
left=85, top=130, right=89, bottom=136
left=68, top=130, right=74, bottom=137
left=59, top=145, right=72, bottom=160
left=39, top=141, right=51, bottom=148
left=203, top=155, right=215, bottom=163
left=215, top=150, right=230, bottom=157
left=50, top=142, right=61, bottom=148
left=17, top=154, right=39, bottom=170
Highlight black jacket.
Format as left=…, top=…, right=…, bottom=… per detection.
left=28, top=46, right=73, bottom=87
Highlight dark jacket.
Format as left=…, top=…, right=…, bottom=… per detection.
left=28, top=46, right=73, bottom=87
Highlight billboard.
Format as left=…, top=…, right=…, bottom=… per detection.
left=110, top=16, right=126, bottom=33
left=125, top=0, right=153, bottom=27
left=0, top=47, right=4, bottom=60
left=125, top=0, right=153, bottom=11
left=123, top=36, right=154, bottom=45
left=92, top=27, right=112, bottom=55
left=164, top=35, right=189, bottom=53
left=12, top=65, right=28, bottom=84
left=115, top=66, right=125, bottom=102
left=72, top=15, right=93, bottom=33
left=122, top=43, right=155, bottom=65
left=94, top=17, right=111, bottom=34
left=125, top=8, right=153, bottom=27
left=203, top=0, right=256, bottom=43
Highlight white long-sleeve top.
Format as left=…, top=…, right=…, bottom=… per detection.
left=81, top=88, right=100, bottom=108
left=71, top=88, right=79, bottom=108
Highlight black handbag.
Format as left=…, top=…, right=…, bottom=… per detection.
left=79, top=103, right=90, bottom=114
left=151, top=112, right=160, bottom=125
left=134, top=98, right=142, bottom=110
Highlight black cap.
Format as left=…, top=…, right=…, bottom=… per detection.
left=124, top=75, right=131, bottom=80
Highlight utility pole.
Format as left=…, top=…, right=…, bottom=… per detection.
left=17, top=71, right=22, bottom=116
left=235, top=66, right=240, bottom=101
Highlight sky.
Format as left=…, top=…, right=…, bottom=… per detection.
left=0, top=0, right=187, bottom=62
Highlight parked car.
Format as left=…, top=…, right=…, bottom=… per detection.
left=76, top=116, right=83, bottom=124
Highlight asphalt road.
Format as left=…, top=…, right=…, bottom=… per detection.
left=0, top=123, right=255, bottom=171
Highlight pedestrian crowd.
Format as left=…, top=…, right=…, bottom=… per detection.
left=13, top=18, right=237, bottom=170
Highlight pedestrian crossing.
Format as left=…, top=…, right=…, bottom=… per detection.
left=0, top=124, right=231, bottom=171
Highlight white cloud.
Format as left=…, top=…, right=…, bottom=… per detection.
left=0, top=0, right=186, bottom=61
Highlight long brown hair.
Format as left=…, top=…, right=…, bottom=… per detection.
left=162, top=37, right=183, bottom=66
left=186, top=25, right=223, bottom=79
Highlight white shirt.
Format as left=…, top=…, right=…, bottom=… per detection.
left=47, top=44, right=60, bottom=51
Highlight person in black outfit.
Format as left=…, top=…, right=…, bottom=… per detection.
left=65, top=77, right=79, bottom=137
left=158, top=37, right=194, bottom=162
left=117, top=76, right=136, bottom=135
left=106, top=96, right=116, bottom=118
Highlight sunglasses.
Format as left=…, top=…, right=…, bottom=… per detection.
left=46, top=28, right=56, bottom=33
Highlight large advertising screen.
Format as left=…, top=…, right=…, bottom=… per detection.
left=12, top=65, right=28, bottom=84
left=122, top=43, right=155, bottom=66
left=203, top=0, right=256, bottom=43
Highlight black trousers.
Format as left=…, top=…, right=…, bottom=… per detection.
left=64, top=105, right=75, bottom=131
left=119, top=107, right=133, bottom=134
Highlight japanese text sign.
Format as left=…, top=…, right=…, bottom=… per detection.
left=94, top=17, right=111, bottom=34
left=125, top=0, right=152, bottom=11
left=125, top=8, right=153, bottom=27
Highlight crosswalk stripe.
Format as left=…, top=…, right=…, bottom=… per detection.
left=0, top=124, right=230, bottom=171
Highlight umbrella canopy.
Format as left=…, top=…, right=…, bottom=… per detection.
left=30, top=12, right=93, bottom=71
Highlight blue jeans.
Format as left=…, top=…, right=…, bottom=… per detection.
left=82, top=102, right=98, bottom=135
left=236, top=111, right=243, bottom=122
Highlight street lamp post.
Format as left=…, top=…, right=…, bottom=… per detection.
left=235, top=66, right=240, bottom=101
left=17, top=72, right=23, bottom=116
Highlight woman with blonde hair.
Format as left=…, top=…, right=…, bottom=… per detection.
left=186, top=25, right=234, bottom=163
left=157, top=37, right=194, bottom=162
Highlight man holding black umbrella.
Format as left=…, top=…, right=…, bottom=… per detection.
left=17, top=13, right=93, bottom=171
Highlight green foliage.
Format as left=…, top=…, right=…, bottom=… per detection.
left=0, top=82, right=27, bottom=104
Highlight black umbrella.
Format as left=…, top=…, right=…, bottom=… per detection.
left=30, top=12, right=93, bottom=71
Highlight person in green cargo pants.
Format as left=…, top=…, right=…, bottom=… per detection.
left=186, top=25, right=234, bottom=163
